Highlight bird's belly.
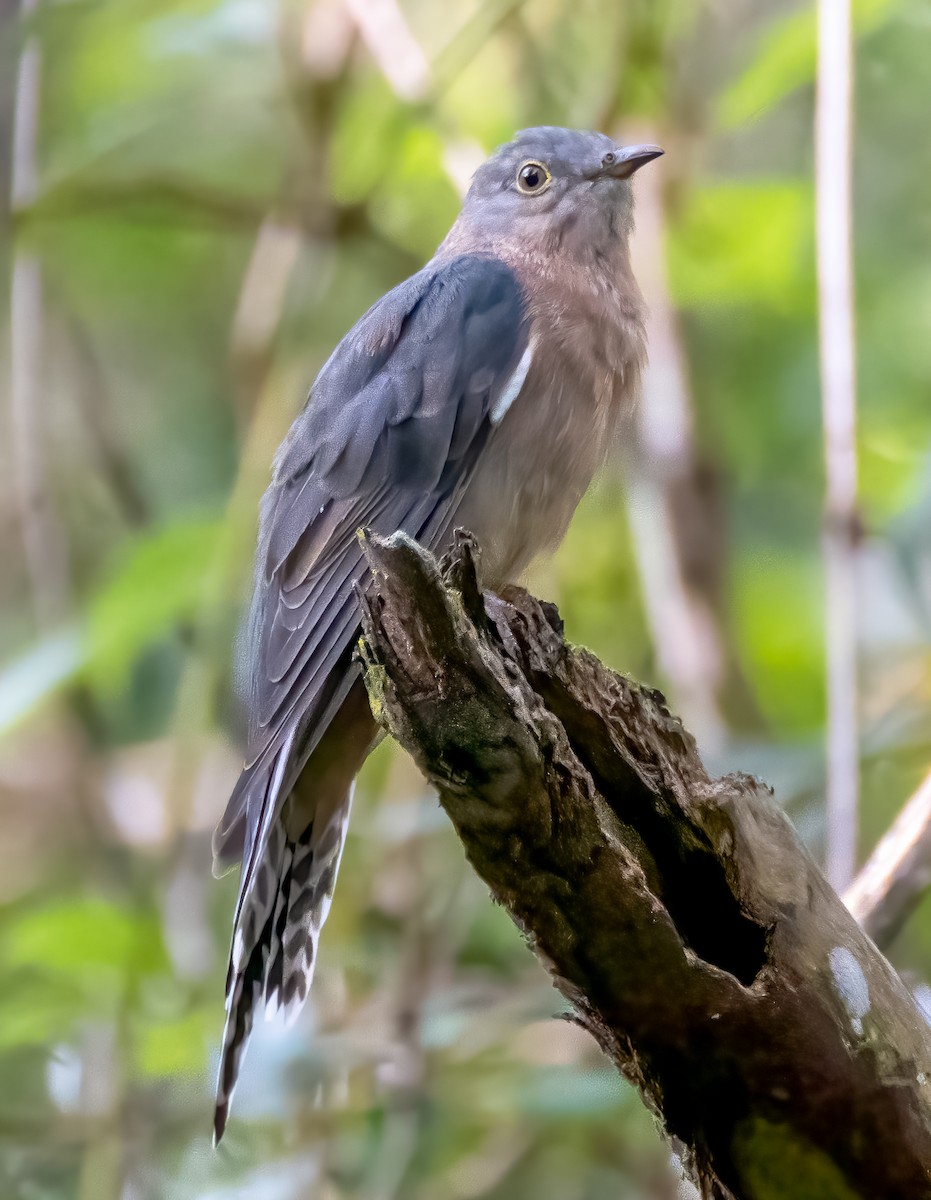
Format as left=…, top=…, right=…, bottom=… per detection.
left=458, top=367, right=616, bottom=587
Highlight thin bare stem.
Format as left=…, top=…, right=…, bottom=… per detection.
left=344, top=0, right=431, bottom=99
left=816, top=0, right=859, bottom=889
left=844, top=770, right=931, bottom=950
left=624, top=128, right=727, bottom=750
left=60, top=310, right=150, bottom=529
left=229, top=216, right=304, bottom=427
left=10, top=0, right=71, bottom=630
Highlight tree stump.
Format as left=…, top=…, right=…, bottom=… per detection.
left=357, top=530, right=931, bottom=1199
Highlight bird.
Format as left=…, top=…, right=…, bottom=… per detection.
left=212, top=126, right=662, bottom=1142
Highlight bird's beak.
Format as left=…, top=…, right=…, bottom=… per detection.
left=602, top=144, right=664, bottom=180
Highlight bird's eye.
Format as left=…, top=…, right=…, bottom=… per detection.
left=602, top=151, right=616, bottom=166
left=516, top=161, right=551, bottom=195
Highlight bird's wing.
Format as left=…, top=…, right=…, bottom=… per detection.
left=213, top=253, right=529, bottom=900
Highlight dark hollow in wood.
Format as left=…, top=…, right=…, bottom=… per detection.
left=357, top=529, right=931, bottom=1200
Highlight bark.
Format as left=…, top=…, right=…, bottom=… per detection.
left=357, top=530, right=931, bottom=1200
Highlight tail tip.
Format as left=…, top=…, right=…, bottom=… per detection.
left=213, top=1100, right=229, bottom=1147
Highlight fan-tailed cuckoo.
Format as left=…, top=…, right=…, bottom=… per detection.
left=213, top=126, right=663, bottom=1140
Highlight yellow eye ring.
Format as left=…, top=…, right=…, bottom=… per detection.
left=516, top=160, right=552, bottom=195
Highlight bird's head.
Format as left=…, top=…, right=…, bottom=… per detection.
left=451, top=127, right=663, bottom=261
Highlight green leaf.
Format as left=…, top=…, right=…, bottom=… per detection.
left=138, top=1007, right=213, bottom=1078
left=0, top=977, right=84, bottom=1049
left=87, top=516, right=223, bottom=690
left=667, top=182, right=813, bottom=313
left=733, top=552, right=825, bottom=734
left=371, top=125, right=461, bottom=258
left=5, top=897, right=168, bottom=977
left=0, top=627, right=85, bottom=735
left=330, top=76, right=407, bottom=204
left=718, top=0, right=894, bottom=128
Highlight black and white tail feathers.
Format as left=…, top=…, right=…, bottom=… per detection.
left=212, top=252, right=531, bottom=1141
left=213, top=777, right=353, bottom=1144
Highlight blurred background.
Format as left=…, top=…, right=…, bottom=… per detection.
left=2, top=0, right=931, bottom=1196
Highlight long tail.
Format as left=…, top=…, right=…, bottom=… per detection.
left=213, top=784, right=354, bottom=1144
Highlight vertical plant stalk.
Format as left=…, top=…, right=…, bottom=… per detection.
left=10, top=0, right=70, bottom=629
left=816, top=0, right=859, bottom=890
left=625, top=138, right=728, bottom=750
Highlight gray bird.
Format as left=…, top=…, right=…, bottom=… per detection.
left=212, top=126, right=662, bottom=1141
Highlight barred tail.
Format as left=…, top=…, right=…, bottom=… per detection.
left=213, top=785, right=354, bottom=1144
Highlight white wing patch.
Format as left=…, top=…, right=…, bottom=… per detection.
left=491, top=339, right=534, bottom=425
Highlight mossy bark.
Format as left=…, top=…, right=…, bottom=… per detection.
left=357, top=530, right=931, bottom=1200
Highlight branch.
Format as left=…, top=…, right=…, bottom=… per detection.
left=844, top=769, right=931, bottom=950
left=344, top=0, right=431, bottom=100
left=358, top=531, right=931, bottom=1200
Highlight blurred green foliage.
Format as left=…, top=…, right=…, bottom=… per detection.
left=1, top=1, right=930, bottom=1198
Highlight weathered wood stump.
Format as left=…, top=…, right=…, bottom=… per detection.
left=357, top=530, right=931, bottom=1199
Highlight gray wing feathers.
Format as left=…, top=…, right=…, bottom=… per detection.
left=212, top=256, right=527, bottom=1140
left=214, top=255, right=527, bottom=874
